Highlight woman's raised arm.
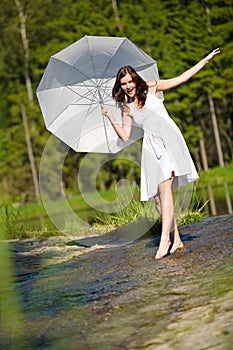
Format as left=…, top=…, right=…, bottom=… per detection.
left=155, top=48, right=220, bottom=92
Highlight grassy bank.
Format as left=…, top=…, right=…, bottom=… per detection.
left=197, top=163, right=233, bottom=187
left=0, top=189, right=206, bottom=240
left=0, top=162, right=232, bottom=240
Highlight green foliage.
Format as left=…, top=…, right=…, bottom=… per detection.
left=176, top=189, right=208, bottom=225
left=93, top=198, right=153, bottom=227
left=93, top=186, right=207, bottom=228
left=0, top=203, right=23, bottom=239
left=0, top=0, right=232, bottom=202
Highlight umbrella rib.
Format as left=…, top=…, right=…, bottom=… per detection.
left=86, top=37, right=110, bottom=108
left=80, top=37, right=112, bottom=153
left=67, top=83, right=113, bottom=107
left=99, top=38, right=126, bottom=81
left=98, top=80, right=113, bottom=99
left=52, top=57, right=100, bottom=87
left=84, top=86, right=99, bottom=116
left=46, top=88, right=99, bottom=128
left=86, top=37, right=98, bottom=79
left=75, top=96, right=102, bottom=151
left=79, top=80, right=104, bottom=103
left=67, top=76, right=113, bottom=105
left=89, top=39, right=127, bottom=107
left=86, top=37, right=119, bottom=109
left=97, top=78, right=114, bottom=102
left=47, top=104, right=72, bottom=128
left=66, top=86, right=99, bottom=105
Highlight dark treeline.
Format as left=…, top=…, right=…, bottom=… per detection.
left=0, top=0, right=232, bottom=202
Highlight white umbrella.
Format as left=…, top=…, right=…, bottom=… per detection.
left=36, top=35, right=162, bottom=153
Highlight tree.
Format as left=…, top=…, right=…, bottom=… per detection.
left=0, top=0, right=232, bottom=201
left=14, top=0, right=41, bottom=201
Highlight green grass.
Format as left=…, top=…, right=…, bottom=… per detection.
left=1, top=162, right=232, bottom=222
left=0, top=188, right=207, bottom=240
left=0, top=203, right=24, bottom=239
left=0, top=190, right=121, bottom=239
left=16, top=190, right=117, bottom=220
left=93, top=187, right=207, bottom=230
left=198, top=163, right=233, bottom=187
left=1, top=162, right=232, bottom=240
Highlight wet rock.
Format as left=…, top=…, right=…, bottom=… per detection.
left=0, top=214, right=233, bottom=350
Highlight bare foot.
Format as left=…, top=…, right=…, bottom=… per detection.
left=170, top=241, right=184, bottom=254
left=155, top=240, right=171, bottom=260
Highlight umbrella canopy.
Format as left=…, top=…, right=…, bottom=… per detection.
left=37, top=36, right=162, bottom=153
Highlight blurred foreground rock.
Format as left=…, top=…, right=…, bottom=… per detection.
left=1, top=214, right=233, bottom=350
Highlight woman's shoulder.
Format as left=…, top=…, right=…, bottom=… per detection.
left=147, top=80, right=157, bottom=88
left=147, top=80, right=158, bottom=95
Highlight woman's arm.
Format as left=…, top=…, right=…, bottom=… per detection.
left=102, top=105, right=133, bottom=142
left=149, top=48, right=220, bottom=92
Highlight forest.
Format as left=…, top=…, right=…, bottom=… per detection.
left=0, top=0, right=232, bottom=203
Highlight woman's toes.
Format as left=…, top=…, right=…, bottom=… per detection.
left=155, top=241, right=171, bottom=260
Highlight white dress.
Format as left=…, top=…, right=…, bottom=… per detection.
left=130, top=93, right=199, bottom=201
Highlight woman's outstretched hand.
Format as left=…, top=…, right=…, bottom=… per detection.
left=204, top=48, right=221, bottom=62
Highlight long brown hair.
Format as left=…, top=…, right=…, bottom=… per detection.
left=112, top=66, right=148, bottom=108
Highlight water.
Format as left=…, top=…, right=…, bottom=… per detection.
left=198, top=182, right=233, bottom=217
left=1, top=214, right=233, bottom=349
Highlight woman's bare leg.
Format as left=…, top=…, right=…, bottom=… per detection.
left=154, top=181, right=184, bottom=258
left=170, top=217, right=184, bottom=253
left=155, top=178, right=174, bottom=259
left=154, top=194, right=161, bottom=215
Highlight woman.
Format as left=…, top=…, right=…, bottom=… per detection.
left=102, top=48, right=220, bottom=259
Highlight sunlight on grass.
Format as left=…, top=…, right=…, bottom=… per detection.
left=93, top=186, right=207, bottom=229
left=0, top=183, right=208, bottom=240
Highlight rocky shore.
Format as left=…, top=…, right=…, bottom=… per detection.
left=1, top=214, right=233, bottom=349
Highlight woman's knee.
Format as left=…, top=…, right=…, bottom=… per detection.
left=158, top=178, right=173, bottom=194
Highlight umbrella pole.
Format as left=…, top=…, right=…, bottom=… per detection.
left=98, top=90, right=111, bottom=153
left=101, top=110, right=111, bottom=153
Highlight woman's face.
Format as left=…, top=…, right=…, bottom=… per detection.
left=120, top=73, right=136, bottom=98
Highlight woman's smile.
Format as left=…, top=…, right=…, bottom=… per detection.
left=120, top=73, right=136, bottom=97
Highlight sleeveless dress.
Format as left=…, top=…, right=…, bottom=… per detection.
left=130, top=93, right=199, bottom=201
